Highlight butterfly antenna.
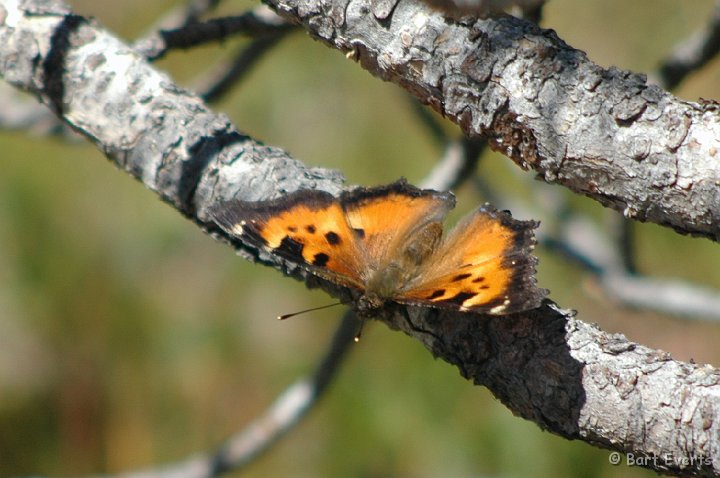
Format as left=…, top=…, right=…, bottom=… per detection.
left=278, top=302, right=342, bottom=320
left=353, top=316, right=366, bottom=342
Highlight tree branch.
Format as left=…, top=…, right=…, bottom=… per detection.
left=198, top=32, right=291, bottom=103
left=406, top=95, right=486, bottom=190
left=209, top=311, right=357, bottom=475
left=542, top=213, right=720, bottom=322
left=1, top=0, right=720, bottom=476
left=138, top=8, right=293, bottom=61
left=263, top=0, right=720, bottom=241
left=96, top=313, right=357, bottom=478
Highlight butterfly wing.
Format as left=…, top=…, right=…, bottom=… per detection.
left=209, top=182, right=545, bottom=315
left=208, top=189, right=366, bottom=290
left=398, top=205, right=546, bottom=314
left=340, top=181, right=455, bottom=268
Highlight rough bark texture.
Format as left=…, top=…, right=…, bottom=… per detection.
left=389, top=302, right=720, bottom=476
left=264, top=0, right=720, bottom=241
left=1, top=0, right=720, bottom=476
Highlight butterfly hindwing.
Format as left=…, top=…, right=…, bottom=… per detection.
left=398, top=205, right=544, bottom=314
left=209, top=189, right=366, bottom=290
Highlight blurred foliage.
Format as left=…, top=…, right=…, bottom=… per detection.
left=1, top=0, right=720, bottom=477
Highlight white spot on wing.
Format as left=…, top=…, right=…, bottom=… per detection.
left=232, top=221, right=246, bottom=235
left=490, top=304, right=507, bottom=314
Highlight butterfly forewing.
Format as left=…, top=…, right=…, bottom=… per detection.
left=209, top=190, right=366, bottom=290
left=341, top=183, right=455, bottom=268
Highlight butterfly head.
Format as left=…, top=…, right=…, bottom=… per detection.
left=356, top=292, right=386, bottom=314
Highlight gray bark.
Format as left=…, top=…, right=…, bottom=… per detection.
left=265, top=0, right=720, bottom=241
left=1, top=0, right=720, bottom=476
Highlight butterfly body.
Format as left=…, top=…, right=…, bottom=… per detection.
left=210, top=180, right=546, bottom=315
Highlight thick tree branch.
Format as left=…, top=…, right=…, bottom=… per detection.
left=263, top=0, right=720, bottom=241
left=1, top=1, right=720, bottom=476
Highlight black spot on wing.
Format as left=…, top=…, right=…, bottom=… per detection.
left=312, top=252, right=330, bottom=267
left=325, top=231, right=341, bottom=245
left=305, top=225, right=316, bottom=234
left=352, top=228, right=365, bottom=239
left=276, top=235, right=304, bottom=261
left=426, top=289, right=446, bottom=300
left=472, top=276, right=486, bottom=283
left=439, top=291, right=476, bottom=306
left=208, top=188, right=338, bottom=244
left=451, top=273, right=472, bottom=282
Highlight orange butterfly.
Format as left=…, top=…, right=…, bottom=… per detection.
left=209, top=180, right=546, bottom=315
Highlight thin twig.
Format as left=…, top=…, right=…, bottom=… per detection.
left=601, top=273, right=720, bottom=319
left=136, top=6, right=291, bottom=61
left=110, top=312, right=358, bottom=478
left=406, top=95, right=447, bottom=146
left=655, top=0, right=720, bottom=90
left=543, top=213, right=720, bottom=321
left=200, top=32, right=291, bottom=103
left=419, top=136, right=485, bottom=191
left=209, top=312, right=358, bottom=474
left=133, top=0, right=224, bottom=58
left=407, top=95, right=486, bottom=191
left=161, top=14, right=288, bottom=50
left=611, top=214, right=637, bottom=275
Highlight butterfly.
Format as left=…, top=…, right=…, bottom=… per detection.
left=209, top=180, right=546, bottom=315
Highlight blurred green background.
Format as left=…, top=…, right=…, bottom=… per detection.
left=2, top=0, right=720, bottom=476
